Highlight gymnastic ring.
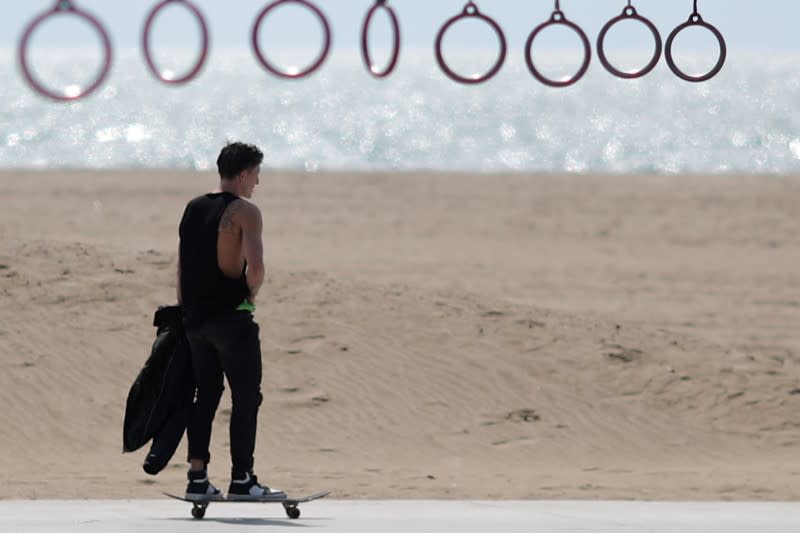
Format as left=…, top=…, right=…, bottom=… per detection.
left=142, top=0, right=210, bottom=85
left=361, top=0, right=401, bottom=78
left=525, top=10, right=591, bottom=88
left=18, top=0, right=113, bottom=102
left=665, top=12, right=726, bottom=83
left=251, top=0, right=331, bottom=79
left=434, top=2, right=507, bottom=85
left=597, top=5, right=662, bottom=79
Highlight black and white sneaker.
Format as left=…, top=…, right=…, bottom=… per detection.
left=227, top=471, right=287, bottom=501
left=185, top=469, right=223, bottom=501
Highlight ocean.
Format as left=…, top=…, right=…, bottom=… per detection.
left=1, top=47, right=799, bottom=174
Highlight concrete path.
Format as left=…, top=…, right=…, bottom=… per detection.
left=0, top=500, right=798, bottom=533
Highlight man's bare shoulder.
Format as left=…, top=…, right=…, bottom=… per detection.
left=219, top=198, right=261, bottom=233
left=238, top=198, right=262, bottom=224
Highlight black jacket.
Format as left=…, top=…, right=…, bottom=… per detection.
left=122, top=305, right=195, bottom=474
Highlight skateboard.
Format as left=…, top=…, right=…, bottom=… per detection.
left=164, top=490, right=331, bottom=520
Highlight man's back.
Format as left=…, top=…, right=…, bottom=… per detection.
left=178, top=192, right=250, bottom=326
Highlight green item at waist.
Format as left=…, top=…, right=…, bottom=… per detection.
left=236, top=300, right=256, bottom=313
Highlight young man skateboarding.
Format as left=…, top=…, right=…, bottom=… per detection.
left=177, top=141, right=285, bottom=501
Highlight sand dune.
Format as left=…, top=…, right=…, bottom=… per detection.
left=0, top=171, right=798, bottom=499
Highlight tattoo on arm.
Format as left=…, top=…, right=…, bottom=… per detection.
left=219, top=200, right=245, bottom=234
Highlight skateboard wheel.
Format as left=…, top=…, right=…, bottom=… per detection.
left=191, top=506, right=206, bottom=519
left=286, top=506, right=301, bottom=519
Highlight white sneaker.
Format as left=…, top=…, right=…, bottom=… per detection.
left=227, top=472, right=287, bottom=501
left=184, top=470, right=223, bottom=501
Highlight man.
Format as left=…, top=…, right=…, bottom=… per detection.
left=177, top=141, right=285, bottom=501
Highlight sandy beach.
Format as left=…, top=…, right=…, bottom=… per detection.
left=0, top=170, right=798, bottom=500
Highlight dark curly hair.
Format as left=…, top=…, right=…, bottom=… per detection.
left=216, top=142, right=264, bottom=179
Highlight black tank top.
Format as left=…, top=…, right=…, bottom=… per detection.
left=179, top=192, right=249, bottom=326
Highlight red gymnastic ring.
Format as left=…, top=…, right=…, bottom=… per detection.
left=361, top=0, right=401, bottom=78
left=142, top=0, right=210, bottom=85
left=251, top=0, right=332, bottom=79
left=597, top=5, right=662, bottom=79
left=665, top=11, right=726, bottom=83
left=525, top=9, right=591, bottom=88
left=18, top=0, right=113, bottom=101
left=434, top=2, right=507, bottom=85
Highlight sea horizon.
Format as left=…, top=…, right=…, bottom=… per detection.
left=2, top=48, right=799, bottom=175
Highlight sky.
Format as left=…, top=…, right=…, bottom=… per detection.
left=2, top=0, right=800, bottom=52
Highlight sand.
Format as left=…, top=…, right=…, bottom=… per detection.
left=0, top=170, right=798, bottom=500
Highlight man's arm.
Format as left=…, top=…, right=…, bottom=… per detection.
left=241, top=203, right=265, bottom=302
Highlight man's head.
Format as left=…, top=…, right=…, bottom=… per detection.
left=217, top=142, right=263, bottom=198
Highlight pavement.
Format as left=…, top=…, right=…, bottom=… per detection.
left=0, top=500, right=798, bottom=533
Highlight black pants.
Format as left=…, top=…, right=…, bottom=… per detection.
left=186, top=312, right=262, bottom=476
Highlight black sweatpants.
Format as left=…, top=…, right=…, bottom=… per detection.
left=186, top=311, right=263, bottom=476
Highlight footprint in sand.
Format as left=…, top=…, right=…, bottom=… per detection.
left=604, top=344, right=642, bottom=363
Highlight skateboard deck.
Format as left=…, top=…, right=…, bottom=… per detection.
left=164, top=490, right=331, bottom=520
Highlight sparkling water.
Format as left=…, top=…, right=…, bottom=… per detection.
left=1, top=48, right=798, bottom=174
